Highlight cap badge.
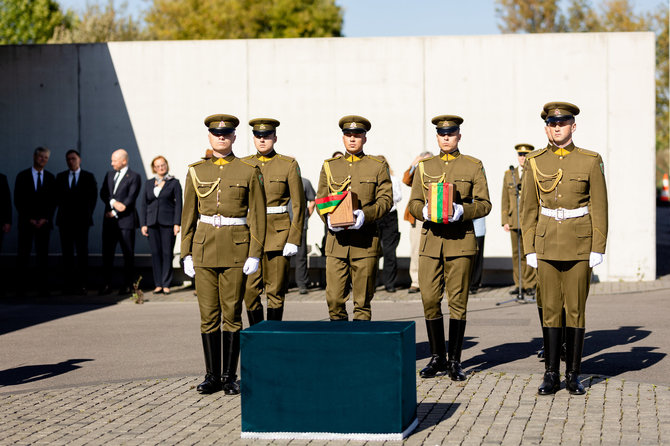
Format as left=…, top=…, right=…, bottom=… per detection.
left=260, top=124, right=267, bottom=130
left=348, top=122, right=357, bottom=129
left=554, top=109, right=561, bottom=116
left=218, top=121, right=225, bottom=128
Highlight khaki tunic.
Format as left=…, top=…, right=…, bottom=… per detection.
left=520, top=143, right=608, bottom=327
left=408, top=150, right=491, bottom=320
left=316, top=152, right=393, bottom=320
left=501, top=167, right=536, bottom=290
left=181, top=154, right=266, bottom=332
left=242, top=151, right=306, bottom=310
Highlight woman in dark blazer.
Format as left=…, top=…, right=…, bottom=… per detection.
left=140, top=156, right=183, bottom=294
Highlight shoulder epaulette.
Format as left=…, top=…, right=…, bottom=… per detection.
left=576, top=147, right=598, bottom=157
left=188, top=159, right=206, bottom=168
left=324, top=156, right=340, bottom=163
left=239, top=158, right=257, bottom=168
left=462, top=154, right=483, bottom=165
left=526, top=148, right=547, bottom=159
left=241, top=154, right=255, bottom=160
left=276, top=153, right=295, bottom=162
left=367, top=155, right=385, bottom=163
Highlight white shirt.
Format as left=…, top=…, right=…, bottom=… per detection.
left=31, top=167, right=44, bottom=191
left=390, top=176, right=402, bottom=212
left=109, top=166, right=129, bottom=216
left=69, top=168, right=81, bottom=188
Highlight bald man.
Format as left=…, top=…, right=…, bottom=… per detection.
left=99, top=149, right=142, bottom=295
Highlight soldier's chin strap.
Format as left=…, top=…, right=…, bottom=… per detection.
left=528, top=157, right=563, bottom=205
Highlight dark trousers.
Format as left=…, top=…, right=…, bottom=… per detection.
left=377, top=210, right=400, bottom=287
left=294, top=226, right=309, bottom=288
left=59, top=225, right=90, bottom=289
left=102, top=217, right=136, bottom=288
left=17, top=223, right=51, bottom=292
left=470, top=236, right=485, bottom=290
left=148, top=225, right=176, bottom=288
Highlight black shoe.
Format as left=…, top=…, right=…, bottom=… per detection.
left=267, top=307, right=284, bottom=321
left=98, top=285, right=112, bottom=296
left=524, top=288, right=536, bottom=297
left=447, top=360, right=466, bottom=381
left=197, top=373, right=222, bottom=394
left=118, top=286, right=132, bottom=295
left=538, top=371, right=561, bottom=395
left=565, top=371, right=585, bottom=395
left=565, top=327, right=586, bottom=395
left=299, top=287, right=309, bottom=295
left=420, top=355, right=448, bottom=378
left=537, top=348, right=545, bottom=360
left=408, top=286, right=420, bottom=294
left=385, top=285, right=396, bottom=293
left=447, top=319, right=467, bottom=381
left=222, top=379, right=240, bottom=395
left=221, top=331, right=240, bottom=396
left=247, top=307, right=264, bottom=326
left=469, top=287, right=479, bottom=295
left=509, top=288, right=520, bottom=295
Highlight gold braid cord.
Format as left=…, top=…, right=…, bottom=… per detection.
left=189, top=166, right=220, bottom=198
left=418, top=162, right=445, bottom=201
left=323, top=161, right=350, bottom=194
left=528, top=157, right=562, bottom=203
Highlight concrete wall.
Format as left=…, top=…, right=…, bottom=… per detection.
left=0, top=32, right=656, bottom=281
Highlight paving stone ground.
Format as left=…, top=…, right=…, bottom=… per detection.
left=1, top=276, right=669, bottom=445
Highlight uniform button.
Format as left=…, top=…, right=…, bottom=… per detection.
left=559, top=181, right=562, bottom=184
left=559, top=156, right=563, bottom=160
left=348, top=175, right=351, bottom=179
left=349, top=163, right=352, bottom=167
left=445, top=161, right=448, bottom=165
left=558, top=194, right=562, bottom=197
left=219, top=166, right=223, bottom=169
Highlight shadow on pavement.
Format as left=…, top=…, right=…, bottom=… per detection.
left=460, top=337, right=541, bottom=372
left=584, top=346, right=666, bottom=377
left=0, top=358, right=93, bottom=387
left=416, top=337, right=479, bottom=361
left=412, top=402, right=461, bottom=435
left=0, top=302, right=115, bottom=336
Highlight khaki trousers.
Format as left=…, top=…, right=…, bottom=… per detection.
left=195, top=266, right=245, bottom=333
left=419, top=255, right=473, bottom=320
left=243, top=251, right=289, bottom=311
left=510, top=229, right=537, bottom=289
left=408, top=224, right=421, bottom=288
left=326, top=255, right=378, bottom=320
left=538, top=259, right=591, bottom=328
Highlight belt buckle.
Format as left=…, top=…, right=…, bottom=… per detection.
left=213, top=214, right=222, bottom=227
left=555, top=208, right=565, bottom=221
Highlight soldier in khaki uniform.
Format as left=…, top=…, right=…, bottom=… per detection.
left=501, top=144, right=537, bottom=296
left=521, top=102, right=608, bottom=395
left=408, top=115, right=491, bottom=381
left=181, top=114, right=266, bottom=395
left=242, top=118, right=305, bottom=323
left=316, top=115, right=393, bottom=321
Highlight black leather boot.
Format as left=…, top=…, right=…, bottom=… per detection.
left=565, top=327, right=586, bottom=395
left=537, top=307, right=545, bottom=360
left=247, top=306, right=264, bottom=326
left=196, top=332, right=222, bottom=394
left=560, top=308, right=567, bottom=362
left=420, top=317, right=448, bottom=378
left=267, top=306, right=284, bottom=321
left=538, top=327, right=561, bottom=395
left=447, top=318, right=467, bottom=381
left=221, top=331, right=241, bottom=395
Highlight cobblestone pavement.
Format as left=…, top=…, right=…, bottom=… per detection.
left=1, top=372, right=668, bottom=445
left=2, top=276, right=670, bottom=445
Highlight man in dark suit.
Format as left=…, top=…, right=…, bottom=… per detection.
left=55, top=150, right=98, bottom=295
left=99, top=149, right=141, bottom=295
left=14, top=147, right=57, bottom=296
left=0, top=172, right=11, bottom=253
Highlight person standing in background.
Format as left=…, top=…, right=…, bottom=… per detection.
left=140, top=156, right=182, bottom=295
left=294, top=177, right=316, bottom=294
left=55, top=150, right=97, bottom=295
left=0, top=172, right=11, bottom=297
left=469, top=217, right=486, bottom=294
left=402, top=151, right=432, bottom=294
left=376, top=155, right=402, bottom=293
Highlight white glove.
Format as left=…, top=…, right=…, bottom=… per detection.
left=327, top=214, right=344, bottom=232
left=422, top=204, right=429, bottom=220
left=243, top=257, right=260, bottom=275
left=589, top=252, right=604, bottom=268
left=282, top=243, right=298, bottom=257
left=183, top=255, right=195, bottom=278
left=449, top=203, right=464, bottom=222
left=348, top=209, right=365, bottom=230
left=526, top=253, right=538, bottom=269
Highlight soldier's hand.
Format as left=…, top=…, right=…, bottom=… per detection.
left=327, top=215, right=344, bottom=232
left=243, top=257, right=260, bottom=275
left=183, top=255, right=195, bottom=278
left=348, top=210, right=365, bottom=230
left=282, top=243, right=298, bottom=257
left=422, top=204, right=429, bottom=220
left=589, top=252, right=604, bottom=268
left=526, top=253, right=538, bottom=269
left=448, top=203, right=464, bottom=222
left=503, top=223, right=510, bottom=232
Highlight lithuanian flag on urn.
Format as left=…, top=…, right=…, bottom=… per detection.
left=427, top=182, right=454, bottom=223
left=316, top=191, right=349, bottom=215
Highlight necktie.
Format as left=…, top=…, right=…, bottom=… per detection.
left=70, top=172, right=76, bottom=188
left=37, top=171, right=42, bottom=191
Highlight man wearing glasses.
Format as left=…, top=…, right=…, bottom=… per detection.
left=181, top=114, right=266, bottom=395
left=316, top=115, right=392, bottom=321
left=242, top=118, right=305, bottom=323
left=520, top=102, right=608, bottom=395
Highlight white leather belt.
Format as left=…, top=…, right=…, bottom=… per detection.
left=266, top=205, right=288, bottom=214
left=199, top=215, right=247, bottom=227
left=540, top=206, right=589, bottom=221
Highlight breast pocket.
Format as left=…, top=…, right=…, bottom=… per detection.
left=565, top=173, right=589, bottom=194
left=453, top=178, right=472, bottom=200
left=222, top=179, right=248, bottom=200
left=268, top=177, right=288, bottom=196
left=358, top=177, right=378, bottom=201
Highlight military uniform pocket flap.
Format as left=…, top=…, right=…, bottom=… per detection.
left=269, top=177, right=286, bottom=183
left=566, top=173, right=589, bottom=182
left=536, top=223, right=547, bottom=237
left=193, top=230, right=206, bottom=244
left=575, top=224, right=592, bottom=238
left=274, top=218, right=290, bottom=231
left=223, top=179, right=249, bottom=189
left=359, top=176, right=377, bottom=184
left=233, top=232, right=249, bottom=244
